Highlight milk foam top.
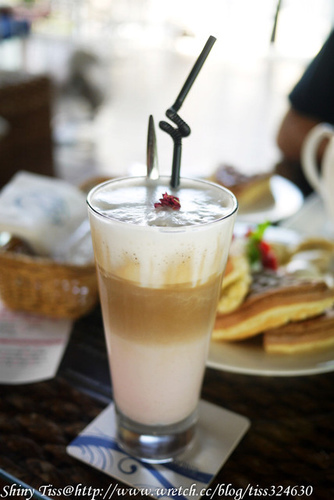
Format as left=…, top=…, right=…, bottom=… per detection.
left=87, top=176, right=237, bottom=287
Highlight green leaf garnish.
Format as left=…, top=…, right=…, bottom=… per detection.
left=245, top=222, right=278, bottom=271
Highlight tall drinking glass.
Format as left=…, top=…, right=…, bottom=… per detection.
left=87, top=176, right=237, bottom=463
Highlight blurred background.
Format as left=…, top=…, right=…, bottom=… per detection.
left=0, top=0, right=333, bottom=186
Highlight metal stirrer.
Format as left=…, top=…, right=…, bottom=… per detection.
left=146, top=115, right=159, bottom=180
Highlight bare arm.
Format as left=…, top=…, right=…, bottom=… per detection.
left=276, top=108, right=322, bottom=162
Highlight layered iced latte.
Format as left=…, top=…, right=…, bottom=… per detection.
left=87, top=176, right=237, bottom=462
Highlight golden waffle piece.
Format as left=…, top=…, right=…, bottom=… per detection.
left=213, top=270, right=334, bottom=342
left=264, top=308, right=334, bottom=354
left=218, top=254, right=251, bottom=314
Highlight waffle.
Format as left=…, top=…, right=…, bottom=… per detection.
left=213, top=270, right=334, bottom=341
left=218, top=254, right=251, bottom=314
left=264, top=308, right=334, bottom=354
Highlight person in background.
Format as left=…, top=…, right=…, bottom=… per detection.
left=276, top=29, right=334, bottom=195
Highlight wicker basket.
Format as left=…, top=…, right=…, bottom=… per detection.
left=0, top=176, right=116, bottom=319
left=0, top=249, right=99, bottom=319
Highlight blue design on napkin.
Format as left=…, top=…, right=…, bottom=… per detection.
left=70, top=434, right=213, bottom=495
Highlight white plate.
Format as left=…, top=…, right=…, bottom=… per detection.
left=207, top=224, right=334, bottom=376
left=207, top=340, right=334, bottom=377
left=237, top=175, right=304, bottom=223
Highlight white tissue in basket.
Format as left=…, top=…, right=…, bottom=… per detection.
left=0, top=171, right=88, bottom=257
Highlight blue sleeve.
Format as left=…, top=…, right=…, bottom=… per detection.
left=289, top=30, right=334, bottom=124
left=0, top=14, right=30, bottom=40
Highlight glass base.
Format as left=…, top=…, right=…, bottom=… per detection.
left=115, top=407, right=198, bottom=463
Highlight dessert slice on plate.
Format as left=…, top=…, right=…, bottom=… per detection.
left=210, top=164, right=273, bottom=211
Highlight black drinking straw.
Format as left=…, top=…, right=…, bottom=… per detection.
left=159, top=35, right=216, bottom=188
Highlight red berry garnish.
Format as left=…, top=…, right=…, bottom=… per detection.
left=154, top=192, right=181, bottom=210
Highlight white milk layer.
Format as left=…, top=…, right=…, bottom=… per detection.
left=108, top=332, right=210, bottom=426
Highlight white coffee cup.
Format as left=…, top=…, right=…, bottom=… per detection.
left=301, top=123, right=334, bottom=232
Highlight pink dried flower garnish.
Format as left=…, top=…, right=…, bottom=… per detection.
left=154, top=192, right=181, bottom=210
